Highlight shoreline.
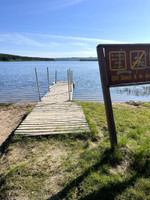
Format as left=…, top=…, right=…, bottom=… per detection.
left=0, top=103, right=35, bottom=148
left=0, top=100, right=148, bottom=148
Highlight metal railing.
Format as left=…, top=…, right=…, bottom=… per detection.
left=35, top=68, right=74, bottom=102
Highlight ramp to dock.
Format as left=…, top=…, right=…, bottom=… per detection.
left=15, top=81, right=90, bottom=136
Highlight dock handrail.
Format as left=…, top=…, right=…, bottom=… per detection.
left=67, top=68, right=73, bottom=101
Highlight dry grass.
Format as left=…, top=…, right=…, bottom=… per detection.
left=0, top=136, right=69, bottom=199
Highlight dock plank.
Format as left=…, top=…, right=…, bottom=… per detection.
left=15, top=81, right=90, bottom=136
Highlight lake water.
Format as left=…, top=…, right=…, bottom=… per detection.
left=0, top=61, right=150, bottom=103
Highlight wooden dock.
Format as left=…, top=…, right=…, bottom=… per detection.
left=15, top=81, right=90, bottom=136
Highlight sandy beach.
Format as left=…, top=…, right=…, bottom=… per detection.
left=0, top=103, right=35, bottom=146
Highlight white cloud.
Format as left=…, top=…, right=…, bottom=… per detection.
left=46, top=0, right=86, bottom=11
left=50, top=42, right=60, bottom=47
left=0, top=32, right=125, bottom=48
left=69, top=42, right=89, bottom=47
left=0, top=33, right=44, bottom=47
left=60, top=0, right=85, bottom=8
left=31, top=0, right=86, bottom=13
left=35, top=33, right=124, bottom=44
left=2, top=0, right=86, bottom=15
left=0, top=32, right=127, bottom=57
left=0, top=33, right=63, bottom=48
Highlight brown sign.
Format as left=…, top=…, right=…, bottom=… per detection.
left=97, top=44, right=150, bottom=149
left=104, top=44, right=150, bottom=86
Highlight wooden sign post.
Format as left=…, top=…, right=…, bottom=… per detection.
left=97, top=44, right=150, bottom=149
left=97, top=46, right=117, bottom=149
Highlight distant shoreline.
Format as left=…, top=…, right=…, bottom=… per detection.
left=0, top=53, right=97, bottom=62
left=0, top=53, right=55, bottom=62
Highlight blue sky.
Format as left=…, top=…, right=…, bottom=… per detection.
left=0, top=0, right=150, bottom=58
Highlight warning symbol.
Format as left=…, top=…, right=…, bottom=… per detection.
left=109, top=51, right=127, bottom=71
left=130, top=50, right=146, bottom=70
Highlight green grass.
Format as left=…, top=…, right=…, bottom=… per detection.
left=0, top=102, right=150, bottom=200
left=26, top=104, right=35, bottom=116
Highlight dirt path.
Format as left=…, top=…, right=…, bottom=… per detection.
left=0, top=103, right=35, bottom=146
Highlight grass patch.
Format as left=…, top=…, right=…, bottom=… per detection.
left=0, top=103, right=13, bottom=108
left=26, top=104, right=35, bottom=116
left=0, top=101, right=150, bottom=200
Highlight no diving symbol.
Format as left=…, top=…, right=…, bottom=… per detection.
left=130, top=50, right=146, bottom=70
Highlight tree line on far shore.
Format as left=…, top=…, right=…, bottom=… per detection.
left=0, top=53, right=98, bottom=62
left=0, top=53, right=55, bottom=62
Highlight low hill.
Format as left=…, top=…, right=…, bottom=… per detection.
left=0, top=53, right=55, bottom=62
left=0, top=53, right=98, bottom=62
left=55, top=57, right=98, bottom=61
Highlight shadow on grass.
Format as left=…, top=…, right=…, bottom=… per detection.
left=48, top=145, right=150, bottom=200
left=77, top=176, right=137, bottom=200
left=47, top=148, right=140, bottom=200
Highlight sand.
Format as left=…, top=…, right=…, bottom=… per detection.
left=0, top=103, right=35, bottom=146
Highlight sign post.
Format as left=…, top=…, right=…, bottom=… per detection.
left=97, top=47, right=117, bottom=149
left=97, top=44, right=150, bottom=149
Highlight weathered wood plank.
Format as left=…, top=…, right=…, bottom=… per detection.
left=15, top=81, right=90, bottom=136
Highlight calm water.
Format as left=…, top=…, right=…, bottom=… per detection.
left=0, top=61, right=150, bottom=103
